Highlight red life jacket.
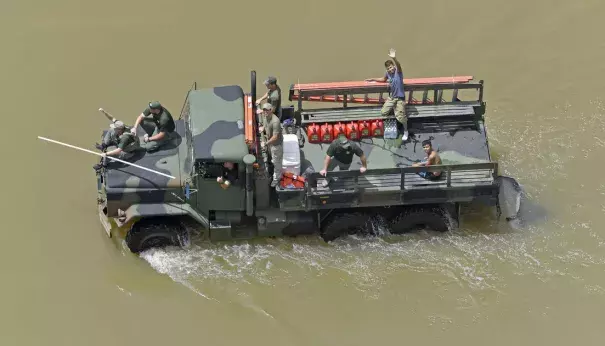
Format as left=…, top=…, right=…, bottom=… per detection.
left=280, top=172, right=306, bottom=189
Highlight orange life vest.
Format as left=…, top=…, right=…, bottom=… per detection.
left=280, top=172, right=306, bottom=189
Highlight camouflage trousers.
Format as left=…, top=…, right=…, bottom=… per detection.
left=141, top=120, right=175, bottom=152
left=102, top=128, right=118, bottom=146
left=381, top=96, right=408, bottom=130
left=269, top=144, right=283, bottom=181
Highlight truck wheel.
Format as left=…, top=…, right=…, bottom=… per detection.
left=321, top=212, right=372, bottom=242
left=389, top=207, right=451, bottom=234
left=125, top=217, right=189, bottom=253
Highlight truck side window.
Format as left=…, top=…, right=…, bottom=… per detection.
left=196, top=162, right=225, bottom=179
left=195, top=162, right=240, bottom=182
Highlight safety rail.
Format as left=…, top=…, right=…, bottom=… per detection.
left=179, top=81, right=197, bottom=121
left=305, top=162, right=498, bottom=194
left=290, top=78, right=483, bottom=111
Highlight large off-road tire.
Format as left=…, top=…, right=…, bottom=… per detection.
left=321, top=212, right=373, bottom=242
left=389, top=206, right=452, bottom=234
left=125, top=217, right=189, bottom=253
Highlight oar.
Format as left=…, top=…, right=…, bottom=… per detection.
left=37, top=136, right=176, bottom=180
left=98, top=107, right=118, bottom=122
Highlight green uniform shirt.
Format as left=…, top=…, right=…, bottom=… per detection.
left=326, top=141, right=364, bottom=164
left=263, top=114, right=282, bottom=146
left=268, top=87, right=281, bottom=115
left=143, top=107, right=176, bottom=133
left=117, top=132, right=139, bottom=152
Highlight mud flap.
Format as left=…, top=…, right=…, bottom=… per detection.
left=495, top=176, right=523, bottom=228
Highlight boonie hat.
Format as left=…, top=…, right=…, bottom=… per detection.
left=110, top=120, right=126, bottom=129
left=264, top=76, right=277, bottom=85
left=149, top=101, right=162, bottom=109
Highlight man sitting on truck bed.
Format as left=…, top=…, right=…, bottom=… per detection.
left=319, top=134, right=368, bottom=187
left=412, top=140, right=442, bottom=180
left=130, top=101, right=176, bottom=152
left=365, top=48, right=409, bottom=142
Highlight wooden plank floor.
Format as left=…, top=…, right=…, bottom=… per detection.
left=314, top=169, right=494, bottom=193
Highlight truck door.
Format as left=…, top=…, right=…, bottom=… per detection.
left=194, top=161, right=246, bottom=214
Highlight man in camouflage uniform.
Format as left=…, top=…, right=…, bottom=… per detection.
left=93, top=120, right=140, bottom=170
left=319, top=134, right=368, bottom=187
left=131, top=101, right=176, bottom=152
left=256, top=76, right=281, bottom=119
left=259, top=102, right=283, bottom=188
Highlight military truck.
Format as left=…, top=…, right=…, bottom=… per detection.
left=95, top=71, right=522, bottom=253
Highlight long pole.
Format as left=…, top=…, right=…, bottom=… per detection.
left=37, top=136, right=176, bottom=180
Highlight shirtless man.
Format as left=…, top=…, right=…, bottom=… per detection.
left=412, top=140, right=442, bottom=180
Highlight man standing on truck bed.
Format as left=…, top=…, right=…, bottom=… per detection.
left=365, top=48, right=409, bottom=141
left=412, top=139, right=442, bottom=180
left=256, top=76, right=281, bottom=119
left=319, top=134, right=368, bottom=187
left=259, top=102, right=284, bottom=188
left=93, top=120, right=140, bottom=170
left=131, top=101, right=176, bottom=152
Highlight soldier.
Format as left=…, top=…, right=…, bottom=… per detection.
left=131, top=101, right=176, bottom=152
left=255, top=76, right=281, bottom=118
left=319, top=134, right=368, bottom=187
left=412, top=139, right=442, bottom=180
left=258, top=102, right=283, bottom=188
left=93, top=121, right=140, bottom=170
left=365, top=48, right=409, bottom=141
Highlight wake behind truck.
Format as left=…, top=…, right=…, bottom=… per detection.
left=95, top=71, right=523, bottom=253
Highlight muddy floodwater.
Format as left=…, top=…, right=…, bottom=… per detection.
left=3, top=0, right=605, bottom=345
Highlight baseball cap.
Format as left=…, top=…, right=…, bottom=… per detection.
left=337, top=134, right=350, bottom=148
left=264, top=76, right=277, bottom=85
left=148, top=101, right=162, bottom=109
left=110, top=120, right=125, bottom=129
left=261, top=103, right=273, bottom=111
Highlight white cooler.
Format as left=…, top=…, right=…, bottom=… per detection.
left=282, top=134, right=301, bottom=175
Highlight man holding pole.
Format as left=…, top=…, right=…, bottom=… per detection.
left=93, top=120, right=140, bottom=171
